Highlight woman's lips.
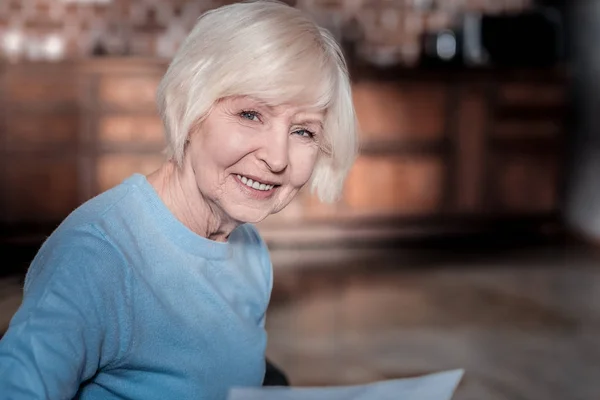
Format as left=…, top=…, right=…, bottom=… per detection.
left=234, top=174, right=279, bottom=199
left=236, top=174, right=276, bottom=191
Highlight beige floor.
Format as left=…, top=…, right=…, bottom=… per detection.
left=265, top=245, right=600, bottom=400
left=1, top=244, right=599, bottom=399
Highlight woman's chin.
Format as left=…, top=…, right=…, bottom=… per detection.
left=223, top=193, right=294, bottom=225
left=225, top=206, right=272, bottom=225
left=240, top=215, right=269, bottom=225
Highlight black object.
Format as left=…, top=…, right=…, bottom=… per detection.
left=479, top=9, right=563, bottom=67
left=263, top=359, right=290, bottom=387
left=420, top=7, right=564, bottom=68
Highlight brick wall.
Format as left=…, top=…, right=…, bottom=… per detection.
left=0, top=0, right=532, bottom=63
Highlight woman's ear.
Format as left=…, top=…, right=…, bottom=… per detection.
left=182, top=137, right=192, bottom=156
left=184, top=121, right=201, bottom=149
left=179, top=132, right=194, bottom=166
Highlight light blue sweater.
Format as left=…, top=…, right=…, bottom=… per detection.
left=0, top=174, right=273, bottom=399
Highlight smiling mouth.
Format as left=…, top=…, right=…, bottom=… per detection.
left=236, top=174, right=278, bottom=191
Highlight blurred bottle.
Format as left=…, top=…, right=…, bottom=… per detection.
left=1, top=30, right=25, bottom=63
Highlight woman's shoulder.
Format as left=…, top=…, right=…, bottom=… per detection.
left=24, top=221, right=129, bottom=296
left=52, top=174, right=153, bottom=248
left=64, top=175, right=140, bottom=226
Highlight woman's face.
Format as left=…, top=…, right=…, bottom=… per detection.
left=185, top=96, right=324, bottom=224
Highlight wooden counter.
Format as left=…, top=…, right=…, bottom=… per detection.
left=0, top=58, right=567, bottom=246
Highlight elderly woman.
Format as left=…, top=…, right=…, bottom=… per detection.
left=0, top=1, right=357, bottom=399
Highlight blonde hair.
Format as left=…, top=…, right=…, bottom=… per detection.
left=156, top=0, right=358, bottom=203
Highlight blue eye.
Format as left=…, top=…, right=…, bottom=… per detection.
left=294, top=129, right=315, bottom=138
left=239, top=110, right=260, bottom=122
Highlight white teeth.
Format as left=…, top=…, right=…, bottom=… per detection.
left=236, top=174, right=274, bottom=191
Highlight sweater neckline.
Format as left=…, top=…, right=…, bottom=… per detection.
left=125, top=173, right=234, bottom=260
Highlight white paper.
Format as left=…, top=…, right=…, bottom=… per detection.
left=227, top=369, right=464, bottom=400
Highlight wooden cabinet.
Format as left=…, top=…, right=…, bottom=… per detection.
left=97, top=75, right=161, bottom=110
left=0, top=63, right=81, bottom=224
left=85, top=60, right=167, bottom=195
left=0, top=59, right=167, bottom=224
left=489, top=154, right=559, bottom=213
left=352, top=82, right=446, bottom=143
left=98, top=115, right=164, bottom=147
left=0, top=59, right=567, bottom=245
left=343, top=155, right=445, bottom=216
left=454, top=84, right=487, bottom=213
left=487, top=80, right=565, bottom=215
left=3, top=155, right=79, bottom=223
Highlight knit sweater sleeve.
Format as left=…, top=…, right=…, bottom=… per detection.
left=0, top=226, right=133, bottom=399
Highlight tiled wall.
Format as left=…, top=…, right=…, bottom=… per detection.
left=0, top=0, right=532, bottom=63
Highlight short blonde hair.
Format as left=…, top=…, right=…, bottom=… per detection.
left=156, top=0, right=358, bottom=203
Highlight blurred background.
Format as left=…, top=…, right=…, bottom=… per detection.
left=0, top=0, right=598, bottom=399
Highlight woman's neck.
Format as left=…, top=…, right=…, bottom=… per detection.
left=147, top=161, right=239, bottom=242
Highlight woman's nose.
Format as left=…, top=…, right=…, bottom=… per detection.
left=257, top=130, right=289, bottom=173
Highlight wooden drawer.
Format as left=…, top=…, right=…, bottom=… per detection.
left=4, top=157, right=79, bottom=222
left=343, top=155, right=445, bottom=215
left=4, top=72, right=78, bottom=105
left=98, top=115, right=165, bottom=147
left=5, top=112, right=79, bottom=148
left=352, top=82, right=446, bottom=143
left=96, top=154, right=164, bottom=192
left=98, top=75, right=161, bottom=110
left=497, top=83, right=564, bottom=108
left=489, top=154, right=559, bottom=213
left=492, top=120, right=562, bottom=139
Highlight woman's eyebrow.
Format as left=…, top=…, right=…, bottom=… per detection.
left=230, top=96, right=272, bottom=110
left=294, top=118, right=324, bottom=130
